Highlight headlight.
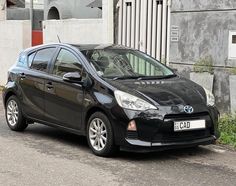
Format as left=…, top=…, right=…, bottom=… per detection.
left=114, top=90, right=157, bottom=111
left=204, top=88, right=215, bottom=106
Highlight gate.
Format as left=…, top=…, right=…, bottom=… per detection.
left=117, top=0, right=171, bottom=64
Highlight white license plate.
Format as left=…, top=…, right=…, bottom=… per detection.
left=174, top=120, right=206, bottom=132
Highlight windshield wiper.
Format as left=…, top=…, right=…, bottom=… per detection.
left=112, top=75, right=146, bottom=80
left=137, top=74, right=177, bottom=80
left=111, top=74, right=177, bottom=80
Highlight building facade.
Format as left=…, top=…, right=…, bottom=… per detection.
left=114, top=0, right=236, bottom=113
left=169, top=0, right=236, bottom=112
left=44, top=0, right=102, bottom=20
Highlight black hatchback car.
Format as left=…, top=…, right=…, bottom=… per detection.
left=2, top=43, right=220, bottom=156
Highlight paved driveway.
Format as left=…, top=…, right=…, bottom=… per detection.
left=0, top=99, right=236, bottom=186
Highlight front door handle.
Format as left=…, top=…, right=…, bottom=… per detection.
left=46, top=82, right=54, bottom=90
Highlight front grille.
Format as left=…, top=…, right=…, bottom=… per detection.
left=152, top=129, right=211, bottom=143
left=153, top=112, right=214, bottom=143
left=164, top=112, right=209, bottom=120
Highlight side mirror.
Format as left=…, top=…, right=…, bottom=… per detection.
left=63, top=72, right=82, bottom=84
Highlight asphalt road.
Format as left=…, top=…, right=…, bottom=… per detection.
left=0, top=99, right=236, bottom=186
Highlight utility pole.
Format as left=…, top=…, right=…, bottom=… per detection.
left=30, top=0, right=33, bottom=46
left=30, top=0, right=33, bottom=29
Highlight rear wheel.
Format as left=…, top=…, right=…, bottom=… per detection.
left=87, top=112, right=118, bottom=157
left=5, top=96, right=28, bottom=131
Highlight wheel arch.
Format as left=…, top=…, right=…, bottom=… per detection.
left=4, top=91, right=17, bottom=107
left=84, top=106, right=111, bottom=133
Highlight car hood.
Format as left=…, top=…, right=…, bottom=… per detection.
left=106, top=76, right=206, bottom=106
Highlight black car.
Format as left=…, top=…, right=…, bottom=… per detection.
left=2, top=43, right=220, bottom=156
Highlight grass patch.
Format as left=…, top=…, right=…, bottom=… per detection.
left=193, top=55, right=214, bottom=74
left=218, top=115, right=236, bottom=148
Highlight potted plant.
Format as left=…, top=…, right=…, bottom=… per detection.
left=190, top=56, right=214, bottom=92
left=229, top=67, right=236, bottom=114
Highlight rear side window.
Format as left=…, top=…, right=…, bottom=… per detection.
left=31, top=48, right=56, bottom=72
left=17, top=53, right=27, bottom=68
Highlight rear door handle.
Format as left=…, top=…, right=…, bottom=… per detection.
left=46, top=82, right=54, bottom=90
left=20, top=73, right=26, bottom=79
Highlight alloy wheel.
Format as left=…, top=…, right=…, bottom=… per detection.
left=7, top=100, right=19, bottom=127
left=89, top=118, right=107, bottom=151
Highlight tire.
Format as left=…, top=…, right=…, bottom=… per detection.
left=87, top=112, right=118, bottom=157
left=5, top=95, right=28, bottom=131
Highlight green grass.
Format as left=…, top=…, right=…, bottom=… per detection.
left=218, top=115, right=236, bottom=148
left=193, top=56, right=214, bottom=74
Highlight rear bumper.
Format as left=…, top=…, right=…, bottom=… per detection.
left=122, top=135, right=216, bottom=152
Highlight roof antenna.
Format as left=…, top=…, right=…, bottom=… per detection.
left=57, top=35, right=61, bottom=43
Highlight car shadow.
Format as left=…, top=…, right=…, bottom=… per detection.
left=24, top=124, right=89, bottom=149
left=115, top=146, right=214, bottom=162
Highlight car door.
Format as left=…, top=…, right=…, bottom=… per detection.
left=19, top=47, right=57, bottom=121
left=44, top=47, right=85, bottom=130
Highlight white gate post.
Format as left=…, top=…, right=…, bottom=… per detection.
left=161, top=0, right=167, bottom=61
left=117, top=0, right=123, bottom=45
left=151, top=0, right=157, bottom=58
left=135, top=0, right=141, bottom=50
left=140, top=0, right=148, bottom=52
left=156, top=2, right=162, bottom=61
left=166, top=0, right=172, bottom=66
left=147, top=0, right=153, bottom=55
left=131, top=0, right=136, bottom=48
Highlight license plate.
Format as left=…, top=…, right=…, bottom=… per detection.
left=174, top=120, right=206, bottom=132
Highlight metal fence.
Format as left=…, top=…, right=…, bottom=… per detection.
left=117, top=0, right=171, bottom=65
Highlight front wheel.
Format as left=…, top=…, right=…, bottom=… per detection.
left=5, top=96, right=28, bottom=131
left=87, top=112, right=118, bottom=157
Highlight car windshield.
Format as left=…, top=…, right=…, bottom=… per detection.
left=81, top=48, right=175, bottom=80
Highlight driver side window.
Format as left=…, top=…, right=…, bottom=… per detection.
left=53, top=49, right=82, bottom=77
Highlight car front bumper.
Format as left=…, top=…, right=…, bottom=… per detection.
left=126, top=135, right=217, bottom=147
left=111, top=105, right=220, bottom=152
left=121, top=135, right=217, bottom=152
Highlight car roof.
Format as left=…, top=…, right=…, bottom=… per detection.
left=71, top=44, right=133, bottom=51
left=23, top=43, right=134, bottom=54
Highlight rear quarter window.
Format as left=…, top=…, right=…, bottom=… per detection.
left=17, top=53, right=28, bottom=68
left=28, top=52, right=36, bottom=67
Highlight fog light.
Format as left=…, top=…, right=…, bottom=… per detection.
left=127, top=120, right=137, bottom=131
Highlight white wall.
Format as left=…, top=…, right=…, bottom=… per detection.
left=25, top=0, right=44, bottom=9
left=0, top=20, right=31, bottom=85
left=0, top=0, right=6, bottom=20
left=43, top=0, right=113, bottom=44
left=44, top=0, right=102, bottom=20
left=43, top=19, right=107, bottom=44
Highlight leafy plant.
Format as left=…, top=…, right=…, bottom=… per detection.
left=193, top=56, right=214, bottom=74
left=230, top=67, right=236, bottom=75
left=218, top=114, right=236, bottom=148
